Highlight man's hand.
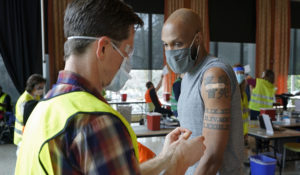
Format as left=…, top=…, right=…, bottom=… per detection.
left=159, top=127, right=191, bottom=159
left=161, top=127, right=206, bottom=175
left=173, top=136, right=205, bottom=169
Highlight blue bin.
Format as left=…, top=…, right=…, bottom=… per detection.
left=250, top=155, right=276, bottom=175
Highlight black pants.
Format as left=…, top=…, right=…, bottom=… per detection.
left=155, top=107, right=173, bottom=118
left=250, top=110, right=260, bottom=120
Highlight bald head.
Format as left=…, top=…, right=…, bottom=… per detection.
left=162, top=8, right=204, bottom=51
left=165, top=8, right=202, bottom=33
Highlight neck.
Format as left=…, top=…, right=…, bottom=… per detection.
left=64, top=53, right=103, bottom=93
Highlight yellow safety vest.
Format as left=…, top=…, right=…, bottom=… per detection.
left=249, top=78, right=276, bottom=111
left=14, top=91, right=40, bottom=145
left=15, top=91, right=138, bottom=175
left=0, top=93, right=7, bottom=112
left=241, top=91, right=249, bottom=135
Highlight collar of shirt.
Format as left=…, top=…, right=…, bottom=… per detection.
left=45, top=70, right=107, bottom=103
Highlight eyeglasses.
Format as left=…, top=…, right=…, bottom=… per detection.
left=110, top=41, right=134, bottom=59
left=67, top=36, right=134, bottom=59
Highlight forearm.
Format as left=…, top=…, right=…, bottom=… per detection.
left=164, top=156, right=188, bottom=175
left=194, top=155, right=222, bottom=175
left=140, top=154, right=169, bottom=175
left=155, top=78, right=163, bottom=92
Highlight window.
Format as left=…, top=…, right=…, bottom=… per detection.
left=288, top=29, right=300, bottom=94
left=0, top=54, right=20, bottom=104
left=107, top=13, right=165, bottom=113
left=209, top=42, right=256, bottom=77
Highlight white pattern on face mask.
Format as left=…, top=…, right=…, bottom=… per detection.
left=165, top=33, right=200, bottom=73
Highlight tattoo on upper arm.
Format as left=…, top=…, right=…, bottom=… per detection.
left=203, top=74, right=230, bottom=99
left=204, top=76, right=217, bottom=98
left=217, top=76, right=229, bottom=99
left=204, top=108, right=231, bottom=130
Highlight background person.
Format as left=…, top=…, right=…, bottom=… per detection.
left=170, top=74, right=182, bottom=117
left=248, top=69, right=276, bottom=120
left=145, top=77, right=173, bottom=118
left=233, top=64, right=249, bottom=145
left=162, top=8, right=244, bottom=175
left=15, top=1, right=205, bottom=174
left=0, top=85, right=12, bottom=114
left=14, top=74, right=46, bottom=146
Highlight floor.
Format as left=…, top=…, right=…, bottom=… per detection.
left=1, top=138, right=300, bottom=175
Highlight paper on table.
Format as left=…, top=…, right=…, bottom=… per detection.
left=262, top=114, right=274, bottom=135
left=162, top=65, right=169, bottom=75
left=244, top=64, right=251, bottom=74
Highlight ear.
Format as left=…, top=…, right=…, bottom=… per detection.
left=96, top=36, right=110, bottom=60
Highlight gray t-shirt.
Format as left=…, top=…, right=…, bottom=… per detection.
left=178, top=55, right=244, bottom=175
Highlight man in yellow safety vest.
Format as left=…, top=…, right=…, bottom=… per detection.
left=15, top=0, right=206, bottom=174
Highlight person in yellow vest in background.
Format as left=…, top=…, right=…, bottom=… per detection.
left=233, top=64, right=249, bottom=145
left=15, top=0, right=206, bottom=174
left=249, top=69, right=276, bottom=120
left=14, top=74, right=46, bottom=146
left=0, top=85, right=12, bottom=114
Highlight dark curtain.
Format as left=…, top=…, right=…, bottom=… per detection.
left=0, top=0, right=42, bottom=93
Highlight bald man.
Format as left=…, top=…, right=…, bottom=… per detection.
left=162, top=8, right=244, bottom=175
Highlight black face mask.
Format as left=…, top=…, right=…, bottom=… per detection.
left=190, top=44, right=198, bottom=60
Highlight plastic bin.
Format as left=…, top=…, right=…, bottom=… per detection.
left=147, top=112, right=161, bottom=131
left=250, top=155, right=276, bottom=175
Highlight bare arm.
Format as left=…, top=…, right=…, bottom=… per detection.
left=155, top=75, right=164, bottom=92
left=194, top=67, right=231, bottom=175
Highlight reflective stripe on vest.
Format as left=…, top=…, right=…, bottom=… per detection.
left=251, top=93, right=274, bottom=100
left=249, top=78, right=275, bottom=111
left=14, top=91, right=37, bottom=145
left=249, top=98, right=273, bottom=106
left=0, top=93, right=7, bottom=112
left=15, top=91, right=138, bottom=175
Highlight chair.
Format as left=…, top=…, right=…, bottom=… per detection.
left=282, top=142, right=300, bottom=170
